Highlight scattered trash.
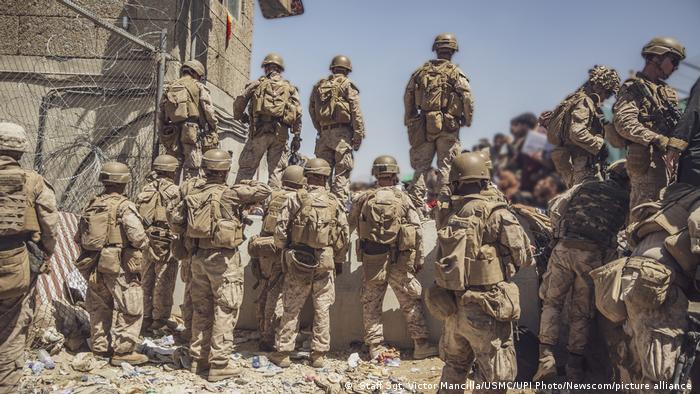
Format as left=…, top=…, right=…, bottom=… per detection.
left=347, top=352, right=360, bottom=369
left=304, top=374, right=316, bottom=382
left=327, top=372, right=342, bottom=384
left=290, top=351, right=309, bottom=360
left=410, top=367, right=420, bottom=373
left=172, top=347, right=191, bottom=370
left=233, top=331, right=260, bottom=344
left=140, top=337, right=175, bottom=362
left=252, top=355, right=261, bottom=368
left=29, top=361, right=45, bottom=375
left=37, top=349, right=55, bottom=369
left=71, top=352, right=99, bottom=372
left=153, top=335, right=175, bottom=347
left=231, top=353, right=242, bottom=361
left=39, top=327, right=65, bottom=354
left=120, top=362, right=139, bottom=377
left=384, top=358, right=400, bottom=367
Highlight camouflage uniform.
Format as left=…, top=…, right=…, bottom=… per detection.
left=310, top=73, right=365, bottom=202
left=0, top=152, right=58, bottom=394
left=348, top=186, right=429, bottom=347
left=234, top=72, right=302, bottom=187
left=404, top=59, right=473, bottom=209
left=273, top=185, right=349, bottom=354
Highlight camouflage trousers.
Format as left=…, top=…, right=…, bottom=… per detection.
left=257, top=258, right=284, bottom=346
left=623, top=285, right=688, bottom=386
left=142, top=246, right=178, bottom=324
left=87, top=271, right=143, bottom=355
left=539, top=240, right=612, bottom=354
left=314, top=126, right=354, bottom=203
left=627, top=146, right=667, bottom=210
left=360, top=256, right=429, bottom=345
left=190, top=248, right=243, bottom=369
left=439, top=298, right=516, bottom=394
left=236, top=124, right=289, bottom=188
left=276, top=269, right=335, bottom=353
left=552, top=147, right=600, bottom=188
left=180, top=260, right=193, bottom=344
left=0, top=292, right=33, bottom=394
left=408, top=131, right=461, bottom=210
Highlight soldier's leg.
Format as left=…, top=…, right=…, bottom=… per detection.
left=180, top=261, right=193, bottom=345
left=628, top=156, right=667, bottom=210
left=314, top=133, right=336, bottom=190
left=310, top=271, right=335, bottom=353
left=538, top=244, right=576, bottom=348
left=330, top=128, right=354, bottom=203
left=181, top=142, right=202, bottom=180
left=360, top=277, right=389, bottom=347
left=107, top=273, right=144, bottom=355
left=0, top=294, right=33, bottom=394
left=261, top=264, right=284, bottom=347
left=86, top=273, right=114, bottom=354
left=189, top=252, right=214, bottom=366
left=387, top=266, right=429, bottom=342
left=152, top=256, right=178, bottom=326
left=438, top=305, right=475, bottom=393
left=435, top=132, right=461, bottom=197
left=257, top=277, right=271, bottom=341
left=235, top=135, right=270, bottom=183
left=266, top=126, right=290, bottom=188
left=567, top=248, right=604, bottom=355
left=141, top=251, right=157, bottom=327
left=408, top=141, right=436, bottom=211
left=551, top=146, right=574, bottom=187
left=275, top=272, right=313, bottom=352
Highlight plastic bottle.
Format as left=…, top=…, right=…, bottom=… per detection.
left=37, top=349, right=55, bottom=369
left=252, top=355, right=260, bottom=368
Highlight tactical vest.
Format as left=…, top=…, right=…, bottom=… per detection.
left=185, top=184, right=244, bottom=249
left=79, top=194, right=127, bottom=251
left=547, top=90, right=586, bottom=146
left=251, top=76, right=294, bottom=124
left=0, top=167, right=41, bottom=238
left=290, top=188, right=339, bottom=250
left=136, top=178, right=176, bottom=228
left=261, top=188, right=295, bottom=235
left=163, top=76, right=201, bottom=123
left=358, top=187, right=405, bottom=245
left=559, top=180, right=629, bottom=246
left=414, top=61, right=462, bottom=117
left=313, top=75, right=352, bottom=126
left=619, top=76, right=680, bottom=135
left=435, top=195, right=508, bottom=290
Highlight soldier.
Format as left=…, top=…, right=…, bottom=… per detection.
left=667, top=75, right=700, bottom=187
left=428, top=152, right=531, bottom=393
left=177, top=149, right=271, bottom=381
left=534, top=160, right=630, bottom=382
left=309, top=55, right=365, bottom=203
left=234, top=53, right=302, bottom=187
left=249, top=165, right=306, bottom=351
left=404, top=33, right=473, bottom=212
left=613, top=37, right=685, bottom=209
left=79, top=161, right=149, bottom=365
left=348, top=155, right=437, bottom=360
left=136, top=154, right=181, bottom=333
left=0, top=123, right=58, bottom=393
left=548, top=66, right=621, bottom=187
left=269, top=158, right=349, bottom=369
left=158, top=60, right=219, bottom=181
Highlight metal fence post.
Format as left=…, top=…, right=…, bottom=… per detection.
left=153, top=29, right=167, bottom=163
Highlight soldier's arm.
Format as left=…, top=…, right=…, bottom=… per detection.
left=613, top=91, right=659, bottom=146
left=233, top=80, right=259, bottom=121
left=455, top=71, right=474, bottom=127
left=34, top=179, right=59, bottom=256
left=333, top=206, right=350, bottom=265
left=496, top=210, right=532, bottom=270
left=274, top=196, right=299, bottom=249
left=198, top=83, right=218, bottom=132
left=309, top=83, right=321, bottom=132
left=230, top=180, right=273, bottom=205
left=568, top=99, right=605, bottom=155
left=158, top=88, right=169, bottom=130
left=403, top=71, right=419, bottom=125
left=165, top=184, right=182, bottom=210
left=347, top=81, right=365, bottom=138
left=670, top=78, right=700, bottom=151
left=404, top=197, right=424, bottom=267
left=290, top=85, right=303, bottom=135
left=120, top=202, right=149, bottom=250
left=347, top=191, right=367, bottom=235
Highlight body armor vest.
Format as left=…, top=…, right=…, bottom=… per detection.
left=0, top=167, right=40, bottom=238
left=262, top=188, right=295, bottom=235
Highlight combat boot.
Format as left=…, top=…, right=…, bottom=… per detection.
left=110, top=352, right=149, bottom=366
left=310, top=351, right=326, bottom=368
left=269, top=351, right=291, bottom=368
left=258, top=340, right=275, bottom=352
left=369, top=344, right=387, bottom=360
left=413, top=339, right=439, bottom=360
left=565, top=353, right=585, bottom=383
left=533, top=344, right=557, bottom=381
left=208, top=363, right=241, bottom=382
left=150, top=319, right=168, bottom=332
left=190, top=360, right=210, bottom=375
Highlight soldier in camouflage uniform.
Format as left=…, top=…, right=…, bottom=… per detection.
left=0, top=123, right=58, bottom=394
left=158, top=60, right=219, bottom=181
left=234, top=54, right=303, bottom=187
left=613, top=37, right=685, bottom=209
left=549, top=66, right=621, bottom=187
left=429, top=152, right=531, bottom=393
left=249, top=165, right=305, bottom=351
left=310, top=55, right=365, bottom=203
left=269, top=158, right=349, bottom=369
left=348, top=156, right=437, bottom=360
left=136, top=154, right=181, bottom=333
left=534, top=161, right=630, bottom=382
left=80, top=161, right=150, bottom=366
left=404, top=33, right=473, bottom=212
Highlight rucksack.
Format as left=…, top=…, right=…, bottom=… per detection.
left=163, top=77, right=200, bottom=123
left=358, top=188, right=404, bottom=245
left=261, top=189, right=294, bottom=235
left=415, top=62, right=454, bottom=112
left=314, top=77, right=351, bottom=125
left=79, top=195, right=127, bottom=251
left=546, top=90, right=586, bottom=146
left=0, top=169, right=40, bottom=237
left=136, top=180, right=170, bottom=227
left=252, top=77, right=291, bottom=119
left=185, top=184, right=244, bottom=248
left=290, top=189, right=339, bottom=249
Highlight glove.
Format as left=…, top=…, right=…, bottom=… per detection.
left=291, top=134, right=301, bottom=152
left=597, top=143, right=609, bottom=162
left=652, top=134, right=670, bottom=152
left=414, top=262, right=424, bottom=274
left=335, top=263, right=343, bottom=276
left=240, top=113, right=250, bottom=125
left=351, top=135, right=363, bottom=151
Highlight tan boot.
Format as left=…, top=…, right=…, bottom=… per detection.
left=413, top=339, right=438, bottom=360
left=110, top=352, right=149, bottom=366
left=310, top=351, right=326, bottom=368
left=190, top=360, right=210, bottom=375
left=565, top=353, right=585, bottom=383
left=533, top=344, right=557, bottom=382
left=208, top=364, right=241, bottom=382
left=269, top=351, right=291, bottom=368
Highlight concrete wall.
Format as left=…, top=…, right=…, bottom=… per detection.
left=173, top=217, right=541, bottom=350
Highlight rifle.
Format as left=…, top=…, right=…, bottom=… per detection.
left=631, top=80, right=683, bottom=135
left=671, top=315, right=700, bottom=393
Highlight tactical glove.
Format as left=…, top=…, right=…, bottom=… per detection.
left=597, top=144, right=609, bottom=162
left=351, top=134, right=363, bottom=151
left=652, top=134, right=670, bottom=152
left=291, top=134, right=301, bottom=152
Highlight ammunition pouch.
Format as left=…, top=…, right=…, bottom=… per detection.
left=360, top=239, right=392, bottom=255
left=623, top=257, right=673, bottom=309
left=180, top=122, right=199, bottom=146
left=406, top=114, right=425, bottom=147
left=397, top=223, right=417, bottom=252
left=425, top=111, right=443, bottom=140
left=147, top=226, right=172, bottom=258
left=435, top=225, right=469, bottom=291
left=362, top=250, right=389, bottom=284
left=0, top=245, right=29, bottom=300
left=97, top=246, right=122, bottom=275
left=284, top=246, right=319, bottom=279
left=461, top=281, right=520, bottom=322
left=424, top=284, right=457, bottom=321
left=590, top=257, right=628, bottom=323
left=248, top=235, right=277, bottom=278
left=201, top=131, right=219, bottom=153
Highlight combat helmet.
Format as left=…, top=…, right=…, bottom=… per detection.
left=304, top=158, right=331, bottom=177
left=202, top=149, right=232, bottom=171
left=449, top=152, right=490, bottom=183
left=181, top=60, right=205, bottom=78
left=330, top=55, right=352, bottom=72
left=100, top=161, right=131, bottom=184
left=282, top=165, right=305, bottom=187
left=432, top=33, right=459, bottom=52
left=371, top=155, right=400, bottom=177
left=262, top=53, right=285, bottom=71
left=0, top=122, right=28, bottom=152
left=642, top=37, right=686, bottom=60
left=152, top=154, right=178, bottom=172
left=588, top=65, right=621, bottom=94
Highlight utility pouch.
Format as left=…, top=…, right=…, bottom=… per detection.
left=284, top=248, right=318, bottom=279
left=122, top=247, right=143, bottom=274
left=425, top=111, right=443, bottom=140
left=0, top=246, right=29, bottom=299
left=97, top=246, right=122, bottom=275
left=590, top=258, right=627, bottom=323
left=435, top=226, right=468, bottom=291
left=397, top=223, right=417, bottom=252
left=75, top=250, right=99, bottom=281
left=624, top=257, right=672, bottom=309
left=407, top=114, right=425, bottom=147
left=665, top=231, right=699, bottom=277
left=180, top=122, right=199, bottom=145
left=362, top=251, right=389, bottom=284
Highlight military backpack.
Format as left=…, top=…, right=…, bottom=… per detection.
left=261, top=189, right=295, bottom=235
left=252, top=77, right=292, bottom=121
left=546, top=90, right=586, bottom=146
left=78, top=194, right=127, bottom=251
left=136, top=179, right=172, bottom=227
left=163, top=77, right=201, bottom=123
left=185, top=184, right=244, bottom=249
left=290, top=189, right=339, bottom=249
left=314, top=76, right=351, bottom=126
left=358, top=188, right=404, bottom=245
left=414, top=61, right=456, bottom=112
left=0, top=168, right=40, bottom=237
